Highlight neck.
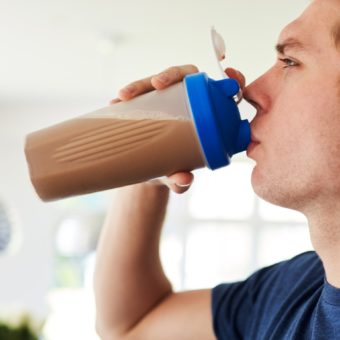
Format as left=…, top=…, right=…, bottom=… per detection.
left=306, top=201, right=340, bottom=288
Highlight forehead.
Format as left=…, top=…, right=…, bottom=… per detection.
left=278, top=0, right=340, bottom=49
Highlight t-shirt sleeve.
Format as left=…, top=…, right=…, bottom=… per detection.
left=212, top=280, right=253, bottom=339
left=211, top=252, right=319, bottom=340
left=212, top=261, right=280, bottom=339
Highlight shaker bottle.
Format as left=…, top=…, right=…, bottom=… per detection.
left=25, top=72, right=250, bottom=201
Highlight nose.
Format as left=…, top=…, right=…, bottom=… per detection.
left=243, top=68, right=273, bottom=114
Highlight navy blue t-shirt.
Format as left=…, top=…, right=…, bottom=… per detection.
left=212, top=251, right=340, bottom=339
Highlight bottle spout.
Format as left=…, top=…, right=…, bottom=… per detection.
left=234, top=119, right=251, bottom=154
left=215, top=78, right=240, bottom=98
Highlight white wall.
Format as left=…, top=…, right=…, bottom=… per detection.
left=0, top=0, right=309, bottom=323
left=0, top=98, right=105, bottom=317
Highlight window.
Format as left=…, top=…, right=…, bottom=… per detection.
left=161, top=160, right=312, bottom=290
left=45, top=160, right=312, bottom=339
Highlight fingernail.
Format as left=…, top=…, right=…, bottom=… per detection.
left=175, top=182, right=191, bottom=188
left=110, top=98, right=121, bottom=105
left=121, top=85, right=136, bottom=95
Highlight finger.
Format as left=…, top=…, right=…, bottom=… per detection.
left=118, top=76, right=156, bottom=101
left=117, top=64, right=199, bottom=102
left=160, top=172, right=194, bottom=194
left=225, top=67, right=246, bottom=89
left=110, top=98, right=122, bottom=105
left=151, top=64, right=199, bottom=90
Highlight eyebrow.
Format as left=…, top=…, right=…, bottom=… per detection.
left=275, top=38, right=306, bottom=54
left=331, top=21, right=340, bottom=50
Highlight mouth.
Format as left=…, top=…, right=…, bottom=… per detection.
left=246, top=133, right=260, bottom=157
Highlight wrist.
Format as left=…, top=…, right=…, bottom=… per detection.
left=117, top=181, right=170, bottom=202
left=137, top=180, right=170, bottom=193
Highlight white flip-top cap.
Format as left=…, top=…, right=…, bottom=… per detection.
left=211, top=26, right=227, bottom=79
left=210, top=27, right=243, bottom=103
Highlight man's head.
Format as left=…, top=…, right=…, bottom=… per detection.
left=245, top=0, right=340, bottom=215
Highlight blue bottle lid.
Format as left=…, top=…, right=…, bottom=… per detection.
left=184, top=72, right=250, bottom=170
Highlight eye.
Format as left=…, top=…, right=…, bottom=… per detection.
left=279, top=58, right=298, bottom=68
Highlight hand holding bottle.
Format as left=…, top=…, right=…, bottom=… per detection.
left=112, top=65, right=247, bottom=194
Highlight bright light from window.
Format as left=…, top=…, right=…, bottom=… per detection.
left=259, top=198, right=306, bottom=222
left=160, top=235, right=184, bottom=291
left=43, top=288, right=99, bottom=340
left=184, top=223, right=253, bottom=289
left=189, top=163, right=254, bottom=220
left=257, top=224, right=312, bottom=268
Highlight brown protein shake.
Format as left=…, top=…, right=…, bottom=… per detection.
left=24, top=75, right=251, bottom=201
left=25, top=111, right=206, bottom=201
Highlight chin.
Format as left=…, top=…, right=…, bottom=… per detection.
left=251, top=166, right=301, bottom=210
left=250, top=166, right=264, bottom=196
left=250, top=158, right=321, bottom=213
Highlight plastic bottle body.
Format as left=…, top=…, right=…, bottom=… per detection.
left=25, top=83, right=206, bottom=201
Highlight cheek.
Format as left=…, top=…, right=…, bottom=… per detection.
left=254, top=98, right=322, bottom=178
left=311, top=111, right=340, bottom=183
left=272, top=95, right=340, bottom=186
left=265, top=104, right=308, bottom=159
left=250, top=73, right=340, bottom=203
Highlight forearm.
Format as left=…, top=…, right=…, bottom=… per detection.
left=94, top=182, right=172, bottom=338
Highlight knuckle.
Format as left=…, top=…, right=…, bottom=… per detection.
left=141, top=78, right=152, bottom=88
left=165, top=66, right=181, bottom=78
left=127, top=79, right=148, bottom=92
left=159, top=64, right=199, bottom=82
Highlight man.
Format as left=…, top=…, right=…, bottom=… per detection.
left=94, top=0, right=340, bottom=338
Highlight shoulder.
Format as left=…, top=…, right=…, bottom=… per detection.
left=248, top=251, right=323, bottom=299
left=214, top=251, right=324, bottom=307
left=212, top=252, right=324, bottom=339
left=279, top=250, right=321, bottom=271
left=253, top=251, right=322, bottom=283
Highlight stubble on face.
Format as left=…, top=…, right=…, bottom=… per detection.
left=250, top=0, right=340, bottom=213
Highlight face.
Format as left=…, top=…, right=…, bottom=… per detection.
left=245, top=0, right=340, bottom=213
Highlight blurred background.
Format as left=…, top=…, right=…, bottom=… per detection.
left=0, top=0, right=311, bottom=338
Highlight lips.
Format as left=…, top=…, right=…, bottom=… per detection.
left=250, top=132, right=260, bottom=144
left=246, top=132, right=260, bottom=157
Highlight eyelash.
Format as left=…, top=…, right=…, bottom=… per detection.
left=279, top=58, right=298, bottom=68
